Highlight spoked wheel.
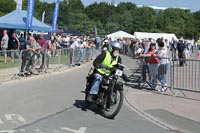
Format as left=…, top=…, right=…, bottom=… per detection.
left=100, top=89, right=124, bottom=119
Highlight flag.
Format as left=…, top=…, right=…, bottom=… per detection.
left=16, top=0, right=22, bottom=10
left=52, top=0, right=60, bottom=32
left=26, top=0, right=35, bottom=30
left=94, top=25, right=98, bottom=38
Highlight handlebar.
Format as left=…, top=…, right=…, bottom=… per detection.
left=97, top=63, right=129, bottom=82
left=97, top=63, right=128, bottom=71
left=117, top=63, right=128, bottom=69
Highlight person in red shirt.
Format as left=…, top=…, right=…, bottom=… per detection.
left=38, top=35, right=46, bottom=47
left=37, top=35, right=47, bottom=69
left=147, top=42, right=159, bottom=90
left=141, top=42, right=159, bottom=90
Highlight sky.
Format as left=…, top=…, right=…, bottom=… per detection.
left=45, top=0, right=200, bottom=12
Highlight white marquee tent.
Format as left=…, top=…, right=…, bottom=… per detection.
left=107, top=31, right=135, bottom=39
left=134, top=32, right=178, bottom=41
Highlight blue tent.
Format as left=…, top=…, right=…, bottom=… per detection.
left=0, top=9, right=51, bottom=32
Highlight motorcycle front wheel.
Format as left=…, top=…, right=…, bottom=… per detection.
left=100, top=89, right=124, bottom=119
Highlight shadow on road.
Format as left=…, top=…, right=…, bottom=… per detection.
left=73, top=99, right=103, bottom=117
left=73, top=100, right=87, bottom=111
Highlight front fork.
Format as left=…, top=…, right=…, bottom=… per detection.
left=106, top=79, right=117, bottom=109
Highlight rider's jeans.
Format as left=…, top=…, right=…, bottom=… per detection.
left=89, top=73, right=103, bottom=95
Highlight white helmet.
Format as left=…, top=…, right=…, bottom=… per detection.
left=110, top=41, right=122, bottom=50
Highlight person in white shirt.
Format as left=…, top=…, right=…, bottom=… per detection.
left=1, top=30, right=9, bottom=63
left=185, top=40, right=192, bottom=60
left=70, top=38, right=79, bottom=49
left=70, top=38, right=80, bottom=65
left=77, top=38, right=86, bottom=63
left=82, top=38, right=92, bottom=61
left=156, top=41, right=170, bottom=92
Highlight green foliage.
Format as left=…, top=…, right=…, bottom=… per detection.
left=0, top=1, right=199, bottom=39
left=68, top=0, right=84, bottom=13
left=194, top=11, right=200, bottom=38
left=85, top=2, right=114, bottom=24
left=65, top=12, right=92, bottom=34
left=155, top=8, right=195, bottom=38
left=0, top=0, right=15, bottom=15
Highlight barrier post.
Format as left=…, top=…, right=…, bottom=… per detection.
left=170, top=59, right=176, bottom=96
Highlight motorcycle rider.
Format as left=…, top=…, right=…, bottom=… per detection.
left=87, top=41, right=123, bottom=102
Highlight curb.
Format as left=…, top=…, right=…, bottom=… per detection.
left=124, top=86, right=190, bottom=133
left=0, top=61, right=92, bottom=85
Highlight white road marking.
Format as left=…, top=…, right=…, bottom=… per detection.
left=62, top=127, right=87, bottom=133
left=17, top=115, right=27, bottom=123
left=4, top=114, right=26, bottom=124
left=0, top=130, right=16, bottom=133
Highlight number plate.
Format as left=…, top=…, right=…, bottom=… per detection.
left=115, top=69, right=123, bottom=76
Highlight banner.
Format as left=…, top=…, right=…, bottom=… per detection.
left=16, top=0, right=22, bottom=10
left=52, top=0, right=60, bottom=32
left=26, top=0, right=35, bottom=30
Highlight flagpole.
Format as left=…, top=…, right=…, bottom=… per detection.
left=16, top=0, right=22, bottom=10
left=42, top=11, right=45, bottom=23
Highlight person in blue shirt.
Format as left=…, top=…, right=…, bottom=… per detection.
left=177, top=40, right=186, bottom=66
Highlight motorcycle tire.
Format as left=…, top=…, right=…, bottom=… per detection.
left=100, top=89, right=124, bottom=119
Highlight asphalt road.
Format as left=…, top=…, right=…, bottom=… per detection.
left=0, top=55, right=177, bottom=133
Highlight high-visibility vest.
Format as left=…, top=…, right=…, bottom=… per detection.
left=96, top=51, right=118, bottom=75
left=196, top=40, right=200, bottom=46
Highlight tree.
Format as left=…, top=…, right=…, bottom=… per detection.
left=155, top=8, right=194, bottom=38
left=194, top=11, right=200, bottom=38
left=67, top=0, right=84, bottom=14
left=105, top=22, right=120, bottom=33
left=0, top=0, right=198, bottom=38
left=65, top=12, right=92, bottom=34
left=0, top=0, right=16, bottom=16
left=85, top=2, right=114, bottom=24
left=133, top=7, right=156, bottom=32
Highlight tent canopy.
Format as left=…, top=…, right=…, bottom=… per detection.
left=134, top=32, right=178, bottom=41
left=107, top=31, right=135, bottom=39
left=0, top=9, right=51, bottom=32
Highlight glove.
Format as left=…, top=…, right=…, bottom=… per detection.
left=122, top=74, right=129, bottom=82
left=97, top=64, right=109, bottom=69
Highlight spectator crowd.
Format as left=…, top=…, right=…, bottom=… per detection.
left=1, top=29, right=200, bottom=86
left=0, top=29, right=97, bottom=76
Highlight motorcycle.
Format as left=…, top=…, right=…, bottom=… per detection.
left=85, top=63, right=128, bottom=119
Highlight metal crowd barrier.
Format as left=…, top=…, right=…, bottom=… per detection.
left=17, top=49, right=42, bottom=76
left=134, top=56, right=200, bottom=96
left=171, top=58, right=200, bottom=96
left=0, top=48, right=98, bottom=82
left=70, top=47, right=97, bottom=66
left=192, top=46, right=199, bottom=59
left=0, top=50, right=21, bottom=81
left=47, top=48, right=63, bottom=72
left=137, top=56, right=171, bottom=88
